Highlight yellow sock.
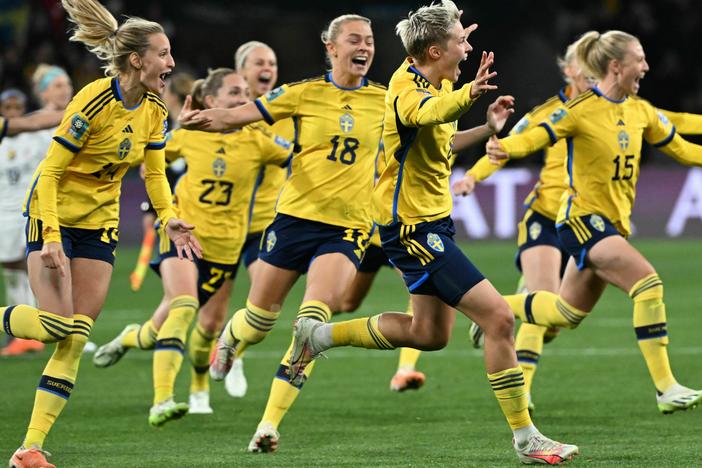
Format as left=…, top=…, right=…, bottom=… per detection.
left=153, top=295, right=198, bottom=404
left=331, top=315, right=395, bottom=350
left=121, top=319, right=157, bottom=350
left=504, top=292, right=588, bottom=329
left=630, top=274, right=676, bottom=393
left=229, top=300, right=280, bottom=346
left=488, top=366, right=532, bottom=430
left=188, top=323, right=216, bottom=394
left=514, top=323, right=547, bottom=394
left=235, top=341, right=248, bottom=359
left=397, top=302, right=421, bottom=370
left=296, top=300, right=332, bottom=322
left=24, top=315, right=93, bottom=448
left=2, top=305, right=73, bottom=342
left=260, top=339, right=317, bottom=429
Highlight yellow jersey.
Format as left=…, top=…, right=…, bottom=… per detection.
left=165, top=124, right=290, bottom=264
left=374, top=58, right=477, bottom=225
left=469, top=88, right=571, bottom=220
left=255, top=72, right=386, bottom=230
left=248, top=118, right=294, bottom=234
left=25, top=76, right=173, bottom=239
left=499, top=87, right=677, bottom=236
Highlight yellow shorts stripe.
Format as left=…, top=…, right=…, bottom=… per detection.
left=573, top=217, right=592, bottom=242
left=400, top=225, right=432, bottom=265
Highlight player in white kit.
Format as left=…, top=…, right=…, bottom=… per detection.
left=0, top=65, right=73, bottom=356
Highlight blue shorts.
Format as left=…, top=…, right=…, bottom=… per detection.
left=516, top=209, right=570, bottom=276
left=358, top=243, right=392, bottom=273
left=239, top=232, right=263, bottom=269
left=25, top=217, right=119, bottom=265
left=379, top=216, right=484, bottom=307
left=150, top=235, right=238, bottom=306
left=557, top=214, right=620, bottom=270
left=258, top=213, right=369, bottom=273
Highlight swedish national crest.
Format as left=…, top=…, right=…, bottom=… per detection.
left=426, top=233, right=444, bottom=253
left=266, top=230, right=277, bottom=252
left=589, top=214, right=605, bottom=232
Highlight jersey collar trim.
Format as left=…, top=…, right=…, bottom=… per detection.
left=111, top=77, right=145, bottom=111
left=558, top=87, right=569, bottom=103
left=592, top=85, right=627, bottom=104
left=325, top=72, right=368, bottom=91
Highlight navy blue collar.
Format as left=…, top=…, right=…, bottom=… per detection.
left=325, top=72, right=367, bottom=90
left=592, top=85, right=627, bottom=104
left=111, top=77, right=144, bottom=110
left=558, top=86, right=569, bottom=103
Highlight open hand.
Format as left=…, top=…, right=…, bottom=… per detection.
left=165, top=218, right=203, bottom=260
left=486, top=95, right=515, bottom=134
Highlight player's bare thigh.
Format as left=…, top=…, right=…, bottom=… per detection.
left=27, top=250, right=73, bottom=317
left=70, top=257, right=113, bottom=321
left=303, top=253, right=357, bottom=312
left=247, top=260, right=300, bottom=312
left=558, top=257, right=607, bottom=312
left=159, top=256, right=199, bottom=300
left=586, top=235, right=656, bottom=293
left=520, top=245, right=562, bottom=293
left=198, top=278, right=233, bottom=333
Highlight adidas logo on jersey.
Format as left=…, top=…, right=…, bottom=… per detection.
left=122, top=124, right=134, bottom=133
left=617, top=119, right=625, bottom=126
left=216, top=147, right=225, bottom=154
left=342, top=104, right=352, bottom=110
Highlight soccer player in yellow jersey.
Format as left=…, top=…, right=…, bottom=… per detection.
left=180, top=14, right=389, bottom=453
left=223, top=41, right=296, bottom=398
left=93, top=69, right=291, bottom=423
left=485, top=30, right=702, bottom=416
left=460, top=43, right=702, bottom=415
left=284, top=2, right=579, bottom=464
left=3, top=1, right=200, bottom=467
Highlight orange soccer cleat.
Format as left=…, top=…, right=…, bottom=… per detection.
left=390, top=369, right=426, bottom=392
left=9, top=447, right=56, bottom=468
left=1, top=339, right=45, bottom=356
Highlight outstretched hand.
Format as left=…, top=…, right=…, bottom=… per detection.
left=470, top=51, right=497, bottom=99
left=452, top=173, right=477, bottom=197
left=165, top=218, right=203, bottom=261
left=486, top=95, right=515, bottom=134
left=177, top=95, right=211, bottom=130
left=486, top=135, right=509, bottom=164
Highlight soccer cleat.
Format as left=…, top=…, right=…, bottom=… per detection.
left=188, top=391, right=213, bottom=415
left=657, top=383, right=702, bottom=414
left=247, top=423, right=280, bottom=453
left=1, top=339, right=45, bottom=356
left=9, top=447, right=55, bottom=468
left=225, top=357, right=248, bottom=398
left=92, top=323, right=140, bottom=368
left=514, top=433, right=579, bottom=465
left=469, top=322, right=484, bottom=349
left=209, top=335, right=237, bottom=381
left=148, top=398, right=189, bottom=427
left=390, top=369, right=426, bottom=392
left=288, top=318, right=325, bottom=387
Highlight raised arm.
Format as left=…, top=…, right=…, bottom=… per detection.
left=4, top=110, right=63, bottom=137
left=659, top=109, right=702, bottom=135
left=178, top=96, right=264, bottom=132
left=657, top=133, right=702, bottom=166
left=452, top=95, right=515, bottom=152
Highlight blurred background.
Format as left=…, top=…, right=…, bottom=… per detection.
left=2, top=0, right=702, bottom=240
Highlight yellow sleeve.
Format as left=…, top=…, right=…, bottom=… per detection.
left=467, top=155, right=505, bottom=181
left=0, top=116, right=7, bottom=143
left=643, top=104, right=676, bottom=147
left=259, top=130, right=293, bottom=167
left=164, top=129, right=185, bottom=164
left=657, top=133, right=702, bottom=166
left=254, top=84, right=302, bottom=124
left=396, top=82, right=477, bottom=127
left=144, top=148, right=176, bottom=226
left=375, top=141, right=386, bottom=177
left=501, top=105, right=577, bottom=158
left=659, top=109, right=702, bottom=135
left=37, top=141, right=76, bottom=242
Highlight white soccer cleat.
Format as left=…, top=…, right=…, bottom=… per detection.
left=148, top=398, right=189, bottom=427
left=657, top=383, right=702, bottom=414
left=92, top=323, right=139, bottom=368
left=209, top=334, right=237, bottom=381
left=514, top=433, right=579, bottom=465
left=188, top=391, right=213, bottom=414
left=288, top=318, right=325, bottom=387
left=469, top=321, right=484, bottom=349
left=225, top=357, right=248, bottom=398
left=247, top=423, right=280, bottom=453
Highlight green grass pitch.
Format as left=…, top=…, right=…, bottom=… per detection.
left=1, top=240, right=701, bottom=467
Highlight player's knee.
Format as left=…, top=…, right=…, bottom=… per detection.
left=412, top=326, right=450, bottom=351
left=483, top=306, right=515, bottom=340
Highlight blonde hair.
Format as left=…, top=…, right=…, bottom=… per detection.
left=396, top=0, right=461, bottom=60
left=61, top=0, right=164, bottom=76
left=31, top=64, right=69, bottom=98
left=190, top=68, right=236, bottom=110
left=320, top=14, right=372, bottom=65
left=574, top=30, right=639, bottom=80
left=235, top=41, right=274, bottom=73
left=167, top=72, right=195, bottom=104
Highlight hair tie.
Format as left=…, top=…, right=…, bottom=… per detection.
left=37, top=67, right=68, bottom=93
